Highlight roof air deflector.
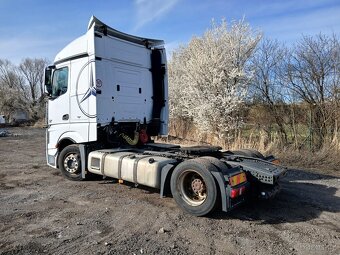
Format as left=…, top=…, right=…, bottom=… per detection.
left=88, top=16, right=164, bottom=47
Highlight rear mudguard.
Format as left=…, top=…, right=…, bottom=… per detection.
left=223, top=155, right=287, bottom=201
left=223, top=155, right=288, bottom=185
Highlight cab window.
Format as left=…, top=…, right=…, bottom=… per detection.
left=52, top=67, right=68, bottom=97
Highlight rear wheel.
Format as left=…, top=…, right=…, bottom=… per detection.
left=58, top=145, right=83, bottom=181
left=170, top=159, right=218, bottom=216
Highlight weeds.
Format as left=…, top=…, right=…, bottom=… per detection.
left=164, top=119, right=340, bottom=173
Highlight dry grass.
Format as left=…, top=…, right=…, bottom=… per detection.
left=32, top=119, right=46, bottom=128
left=164, top=119, right=340, bottom=174
left=274, top=139, right=340, bottom=174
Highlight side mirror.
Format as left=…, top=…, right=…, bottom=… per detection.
left=44, top=68, right=52, bottom=95
left=43, top=92, right=52, bottom=100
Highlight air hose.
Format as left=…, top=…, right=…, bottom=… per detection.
left=120, top=132, right=139, bottom=145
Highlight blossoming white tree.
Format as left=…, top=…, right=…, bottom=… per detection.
left=168, top=19, right=261, bottom=140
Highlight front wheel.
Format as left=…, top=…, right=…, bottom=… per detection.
left=58, top=145, right=83, bottom=181
left=170, top=159, right=218, bottom=216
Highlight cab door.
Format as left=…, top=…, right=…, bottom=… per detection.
left=46, top=63, right=71, bottom=166
left=48, top=64, right=70, bottom=125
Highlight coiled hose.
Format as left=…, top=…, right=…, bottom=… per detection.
left=120, top=132, right=139, bottom=145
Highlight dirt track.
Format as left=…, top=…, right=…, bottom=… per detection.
left=0, top=127, right=339, bottom=255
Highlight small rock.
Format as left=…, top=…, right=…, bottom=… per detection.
left=0, top=130, right=10, bottom=137
left=158, top=227, right=166, bottom=234
left=76, top=222, right=83, bottom=225
left=57, top=232, right=62, bottom=239
left=140, top=248, right=144, bottom=254
left=104, top=242, right=112, bottom=246
left=170, top=244, right=176, bottom=249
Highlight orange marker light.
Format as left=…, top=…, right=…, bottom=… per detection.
left=229, top=173, right=247, bottom=186
left=271, top=159, right=280, bottom=165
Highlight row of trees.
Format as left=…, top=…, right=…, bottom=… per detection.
left=169, top=19, right=340, bottom=149
left=250, top=34, right=340, bottom=149
left=1, top=20, right=339, bottom=150
left=0, top=58, right=48, bottom=121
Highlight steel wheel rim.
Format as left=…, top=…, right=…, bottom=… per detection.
left=63, top=153, right=80, bottom=174
left=178, top=170, right=207, bottom=206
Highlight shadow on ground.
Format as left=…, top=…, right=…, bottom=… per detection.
left=211, top=169, right=339, bottom=225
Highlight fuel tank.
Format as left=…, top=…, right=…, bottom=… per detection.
left=88, top=149, right=176, bottom=188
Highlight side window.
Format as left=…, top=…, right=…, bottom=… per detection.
left=52, top=67, right=68, bottom=97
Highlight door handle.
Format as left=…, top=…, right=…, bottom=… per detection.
left=62, top=114, right=69, bottom=120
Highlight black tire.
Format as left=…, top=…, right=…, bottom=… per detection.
left=170, top=159, right=218, bottom=216
left=232, top=149, right=265, bottom=159
left=58, top=145, right=83, bottom=181
left=201, top=156, right=230, bottom=172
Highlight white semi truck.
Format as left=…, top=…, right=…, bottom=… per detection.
left=45, top=16, right=287, bottom=216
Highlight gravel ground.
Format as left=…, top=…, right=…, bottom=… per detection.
left=0, top=127, right=339, bottom=255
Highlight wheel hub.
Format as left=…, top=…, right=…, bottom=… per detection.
left=64, top=154, right=79, bottom=174
left=179, top=171, right=207, bottom=206
left=191, top=178, right=204, bottom=194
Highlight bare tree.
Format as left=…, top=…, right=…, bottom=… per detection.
left=169, top=19, right=261, bottom=140
left=286, top=34, right=340, bottom=148
left=250, top=38, right=289, bottom=143
left=19, top=58, right=48, bottom=105
left=0, top=59, right=30, bottom=120
left=0, top=58, right=48, bottom=122
left=0, top=59, right=24, bottom=89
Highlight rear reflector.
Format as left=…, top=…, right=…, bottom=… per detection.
left=229, top=172, right=247, bottom=186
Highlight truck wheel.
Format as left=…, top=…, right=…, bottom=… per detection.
left=170, top=159, right=218, bottom=216
left=58, top=145, right=83, bottom=181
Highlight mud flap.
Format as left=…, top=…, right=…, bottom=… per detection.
left=210, top=171, right=229, bottom=212
left=159, top=163, right=175, bottom=198
left=79, top=144, right=87, bottom=180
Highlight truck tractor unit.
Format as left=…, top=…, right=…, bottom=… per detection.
left=45, top=16, right=287, bottom=216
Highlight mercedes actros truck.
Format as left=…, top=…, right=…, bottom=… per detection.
left=45, top=16, right=287, bottom=216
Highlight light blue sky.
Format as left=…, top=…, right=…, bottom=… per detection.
left=0, top=0, right=339, bottom=64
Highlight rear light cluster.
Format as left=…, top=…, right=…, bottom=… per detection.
left=229, top=172, right=247, bottom=186
left=230, top=186, right=246, bottom=198
left=228, top=172, right=247, bottom=199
